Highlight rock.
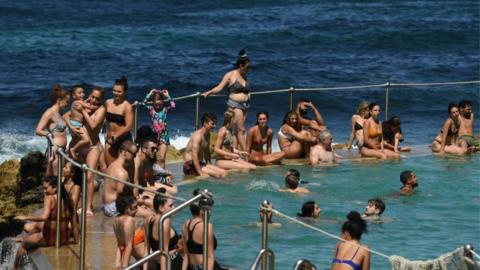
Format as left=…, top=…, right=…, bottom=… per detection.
left=16, top=151, right=47, bottom=207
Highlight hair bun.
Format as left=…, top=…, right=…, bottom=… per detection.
left=238, top=48, right=247, bottom=58
left=52, top=84, right=63, bottom=92
left=347, top=211, right=362, bottom=222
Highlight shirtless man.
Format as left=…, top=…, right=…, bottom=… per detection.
left=102, top=141, right=152, bottom=217
left=133, top=138, right=158, bottom=197
left=296, top=99, right=326, bottom=134
left=458, top=100, right=479, bottom=152
left=399, top=170, right=418, bottom=196
left=309, top=130, right=340, bottom=165
left=183, top=112, right=227, bottom=178
left=279, top=174, right=310, bottom=193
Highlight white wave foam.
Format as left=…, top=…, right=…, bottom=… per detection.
left=0, top=133, right=47, bottom=163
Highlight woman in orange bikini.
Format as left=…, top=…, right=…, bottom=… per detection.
left=361, top=103, right=399, bottom=159
left=113, top=189, right=145, bottom=269
left=246, top=111, right=285, bottom=165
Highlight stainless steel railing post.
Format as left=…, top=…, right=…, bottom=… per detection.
left=202, top=206, right=210, bottom=270
left=132, top=102, right=138, bottom=142
left=195, top=92, right=201, bottom=130
left=79, top=164, right=88, bottom=270
left=260, top=201, right=270, bottom=270
left=55, top=148, right=63, bottom=248
left=289, top=87, right=295, bottom=111
left=384, top=82, right=390, bottom=120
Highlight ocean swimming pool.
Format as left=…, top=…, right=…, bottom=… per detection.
left=169, top=149, right=480, bottom=269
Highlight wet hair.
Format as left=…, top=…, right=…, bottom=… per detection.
left=255, top=111, right=269, bottom=125
left=70, top=85, right=84, bottom=96
left=367, top=198, right=385, bottom=215
left=448, top=102, right=458, bottom=113
left=43, top=176, right=74, bottom=216
left=120, top=140, right=135, bottom=153
left=298, top=98, right=311, bottom=104
left=91, top=86, right=105, bottom=99
left=282, top=110, right=299, bottom=126
left=385, top=116, right=401, bottom=127
left=153, top=189, right=168, bottom=213
left=201, top=112, right=217, bottom=126
left=222, top=110, right=235, bottom=128
left=49, top=84, right=68, bottom=104
left=318, top=130, right=332, bottom=142
left=297, top=201, right=316, bottom=217
left=285, top=174, right=300, bottom=189
left=357, top=101, right=370, bottom=114
left=235, top=48, right=250, bottom=68
left=368, top=102, right=380, bottom=111
left=115, top=188, right=136, bottom=215
left=286, top=168, right=300, bottom=178
left=458, top=100, right=472, bottom=109
left=400, top=170, right=414, bottom=185
left=341, top=211, right=367, bottom=240
left=189, top=189, right=202, bottom=216
left=114, top=75, right=128, bottom=92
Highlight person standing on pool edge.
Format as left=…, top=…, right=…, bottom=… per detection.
left=202, top=49, right=251, bottom=151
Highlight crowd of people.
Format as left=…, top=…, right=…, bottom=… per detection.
left=13, top=49, right=477, bottom=269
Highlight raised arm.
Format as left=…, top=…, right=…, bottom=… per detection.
left=82, top=106, right=106, bottom=130
left=201, top=72, right=231, bottom=97
left=282, top=125, right=315, bottom=143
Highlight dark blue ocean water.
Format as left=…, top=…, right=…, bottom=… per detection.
left=0, top=1, right=479, bottom=268
left=0, top=0, right=479, bottom=161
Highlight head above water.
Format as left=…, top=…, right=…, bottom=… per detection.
left=285, top=168, right=300, bottom=178
left=285, top=174, right=300, bottom=189
left=341, top=211, right=367, bottom=240
left=400, top=170, right=418, bottom=187
left=366, top=198, right=385, bottom=216
left=297, top=201, right=321, bottom=218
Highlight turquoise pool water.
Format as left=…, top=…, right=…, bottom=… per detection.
left=171, top=150, right=480, bottom=269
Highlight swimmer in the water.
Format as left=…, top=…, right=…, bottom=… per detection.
left=297, top=201, right=321, bottom=219
left=399, top=170, right=418, bottom=196
left=279, top=174, right=310, bottom=193
left=362, top=198, right=385, bottom=221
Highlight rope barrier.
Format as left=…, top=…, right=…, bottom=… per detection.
left=49, top=137, right=187, bottom=202
left=269, top=208, right=392, bottom=260
left=164, top=80, right=479, bottom=101
left=469, top=249, right=480, bottom=260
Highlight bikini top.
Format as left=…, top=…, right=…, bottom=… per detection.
left=228, top=80, right=251, bottom=95
left=106, top=112, right=126, bottom=125
left=278, top=129, right=294, bottom=142
left=187, top=220, right=217, bottom=254
left=148, top=218, right=180, bottom=252
left=354, top=122, right=363, bottom=131
left=368, top=124, right=382, bottom=139
left=332, top=245, right=362, bottom=270
left=48, top=112, right=67, bottom=133
left=222, top=129, right=234, bottom=147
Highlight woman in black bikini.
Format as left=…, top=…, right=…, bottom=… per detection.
left=346, top=101, right=369, bottom=151
left=431, top=103, right=465, bottom=155
left=182, top=190, right=228, bottom=270
left=144, top=190, right=183, bottom=270
left=104, top=76, right=134, bottom=165
left=202, top=49, right=251, bottom=151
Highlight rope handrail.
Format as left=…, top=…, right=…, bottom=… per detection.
left=269, top=208, right=392, bottom=260
left=47, top=137, right=187, bottom=202
left=142, top=80, right=479, bottom=102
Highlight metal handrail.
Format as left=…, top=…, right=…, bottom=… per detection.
left=46, top=136, right=188, bottom=270
left=131, top=80, right=480, bottom=131
left=293, top=259, right=316, bottom=270
left=251, top=249, right=275, bottom=270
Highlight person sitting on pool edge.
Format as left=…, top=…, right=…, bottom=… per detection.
left=309, top=129, right=340, bottom=165
left=297, top=201, right=321, bottom=219
left=362, top=198, right=385, bottom=221
left=399, top=170, right=418, bottom=196
left=279, top=174, right=309, bottom=193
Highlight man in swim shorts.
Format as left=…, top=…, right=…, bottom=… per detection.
left=399, top=170, right=418, bottom=196
left=182, top=112, right=227, bottom=178
left=458, top=100, right=479, bottom=152
left=309, top=130, right=340, bottom=165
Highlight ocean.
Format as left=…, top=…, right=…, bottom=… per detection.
left=1, top=1, right=479, bottom=269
